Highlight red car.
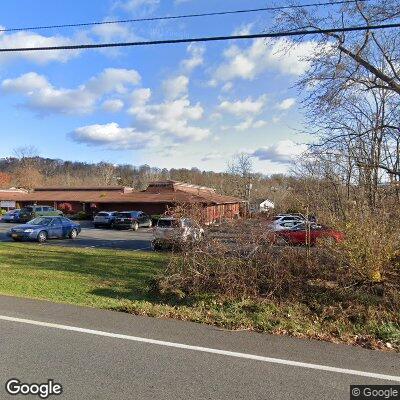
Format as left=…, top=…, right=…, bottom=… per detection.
left=275, top=223, right=344, bottom=246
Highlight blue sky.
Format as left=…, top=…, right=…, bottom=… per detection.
left=0, top=0, right=315, bottom=174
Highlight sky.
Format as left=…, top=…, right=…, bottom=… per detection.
left=0, top=0, right=316, bottom=174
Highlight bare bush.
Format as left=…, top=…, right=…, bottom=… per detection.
left=158, top=219, right=339, bottom=300
left=331, top=209, right=400, bottom=283
left=157, top=215, right=400, bottom=302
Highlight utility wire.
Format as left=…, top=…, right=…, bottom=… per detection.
left=0, top=23, right=398, bottom=53
left=0, top=0, right=371, bottom=33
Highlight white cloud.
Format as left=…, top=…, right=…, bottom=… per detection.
left=0, top=28, right=82, bottom=64
left=218, top=95, right=266, bottom=116
left=252, top=140, right=308, bottom=163
left=232, top=23, right=254, bottom=36
left=272, top=116, right=281, bottom=124
left=86, top=68, right=141, bottom=94
left=277, top=97, right=296, bottom=110
left=2, top=68, right=141, bottom=115
left=70, top=122, right=157, bottom=150
left=213, top=38, right=316, bottom=82
left=130, top=88, right=152, bottom=107
left=115, top=0, right=159, bottom=14
left=128, top=90, right=210, bottom=142
left=201, top=152, right=223, bottom=162
left=253, top=120, right=267, bottom=128
left=209, top=112, right=222, bottom=120
left=102, top=99, right=124, bottom=112
left=181, top=44, right=205, bottom=72
left=234, top=119, right=254, bottom=131
left=1, top=72, right=48, bottom=92
left=234, top=118, right=267, bottom=131
left=91, top=22, right=136, bottom=42
left=221, top=82, right=233, bottom=92
left=206, top=79, right=218, bottom=88
left=162, top=75, right=189, bottom=100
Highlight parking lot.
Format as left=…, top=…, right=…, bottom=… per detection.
left=0, top=221, right=154, bottom=251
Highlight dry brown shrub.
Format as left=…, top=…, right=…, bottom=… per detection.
left=321, top=208, right=400, bottom=284
left=157, top=219, right=342, bottom=300
left=157, top=214, right=400, bottom=303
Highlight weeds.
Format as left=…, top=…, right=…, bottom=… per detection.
left=156, top=217, right=400, bottom=350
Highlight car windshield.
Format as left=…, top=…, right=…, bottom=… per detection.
left=27, top=217, right=52, bottom=226
left=116, top=212, right=132, bottom=218
left=157, top=219, right=179, bottom=228
left=97, top=212, right=110, bottom=217
left=22, top=207, right=33, bottom=212
left=291, top=223, right=306, bottom=230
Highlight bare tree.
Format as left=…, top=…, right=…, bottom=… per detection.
left=12, top=146, right=43, bottom=189
left=275, top=0, right=400, bottom=96
left=13, top=146, right=39, bottom=160
left=227, top=153, right=254, bottom=200
left=271, top=0, right=400, bottom=212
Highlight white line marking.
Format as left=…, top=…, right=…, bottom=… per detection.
left=0, top=314, right=399, bottom=382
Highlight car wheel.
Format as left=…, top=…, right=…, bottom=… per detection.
left=69, top=229, right=78, bottom=239
left=94, top=224, right=99, bottom=229
left=37, top=231, right=48, bottom=243
left=132, top=222, right=139, bottom=231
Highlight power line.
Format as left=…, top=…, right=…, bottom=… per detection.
left=0, top=23, right=398, bottom=53
left=0, top=0, right=371, bottom=33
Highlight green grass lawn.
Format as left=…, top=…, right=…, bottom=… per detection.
left=0, top=243, right=398, bottom=351
left=0, top=243, right=166, bottom=309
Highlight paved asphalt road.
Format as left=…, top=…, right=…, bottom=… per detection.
left=0, top=296, right=398, bottom=400
left=0, top=222, right=153, bottom=251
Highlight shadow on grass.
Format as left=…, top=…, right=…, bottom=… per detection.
left=1, top=244, right=399, bottom=321
left=0, top=244, right=169, bottom=304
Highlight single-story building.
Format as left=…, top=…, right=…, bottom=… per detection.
left=0, top=188, right=28, bottom=210
left=250, top=198, right=275, bottom=213
left=0, top=181, right=245, bottom=224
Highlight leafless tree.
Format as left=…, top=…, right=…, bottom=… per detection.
left=272, top=0, right=400, bottom=212
left=227, top=153, right=254, bottom=200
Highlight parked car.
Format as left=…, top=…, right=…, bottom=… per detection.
left=113, top=211, right=152, bottom=230
left=275, top=213, right=306, bottom=219
left=93, top=211, right=118, bottom=228
left=1, top=209, right=21, bottom=223
left=152, top=217, right=204, bottom=250
left=18, top=205, right=63, bottom=223
left=269, top=214, right=306, bottom=231
left=275, top=223, right=344, bottom=246
left=271, top=220, right=304, bottom=232
left=7, top=216, right=81, bottom=243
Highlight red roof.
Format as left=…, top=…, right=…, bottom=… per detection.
left=0, top=181, right=244, bottom=205
left=34, top=186, right=132, bottom=192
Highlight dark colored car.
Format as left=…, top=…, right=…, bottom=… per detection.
left=113, top=211, right=152, bottom=231
left=7, top=216, right=81, bottom=243
left=18, top=205, right=63, bottom=223
left=275, top=223, right=344, bottom=246
left=93, top=211, right=118, bottom=228
left=1, top=209, right=21, bottom=223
